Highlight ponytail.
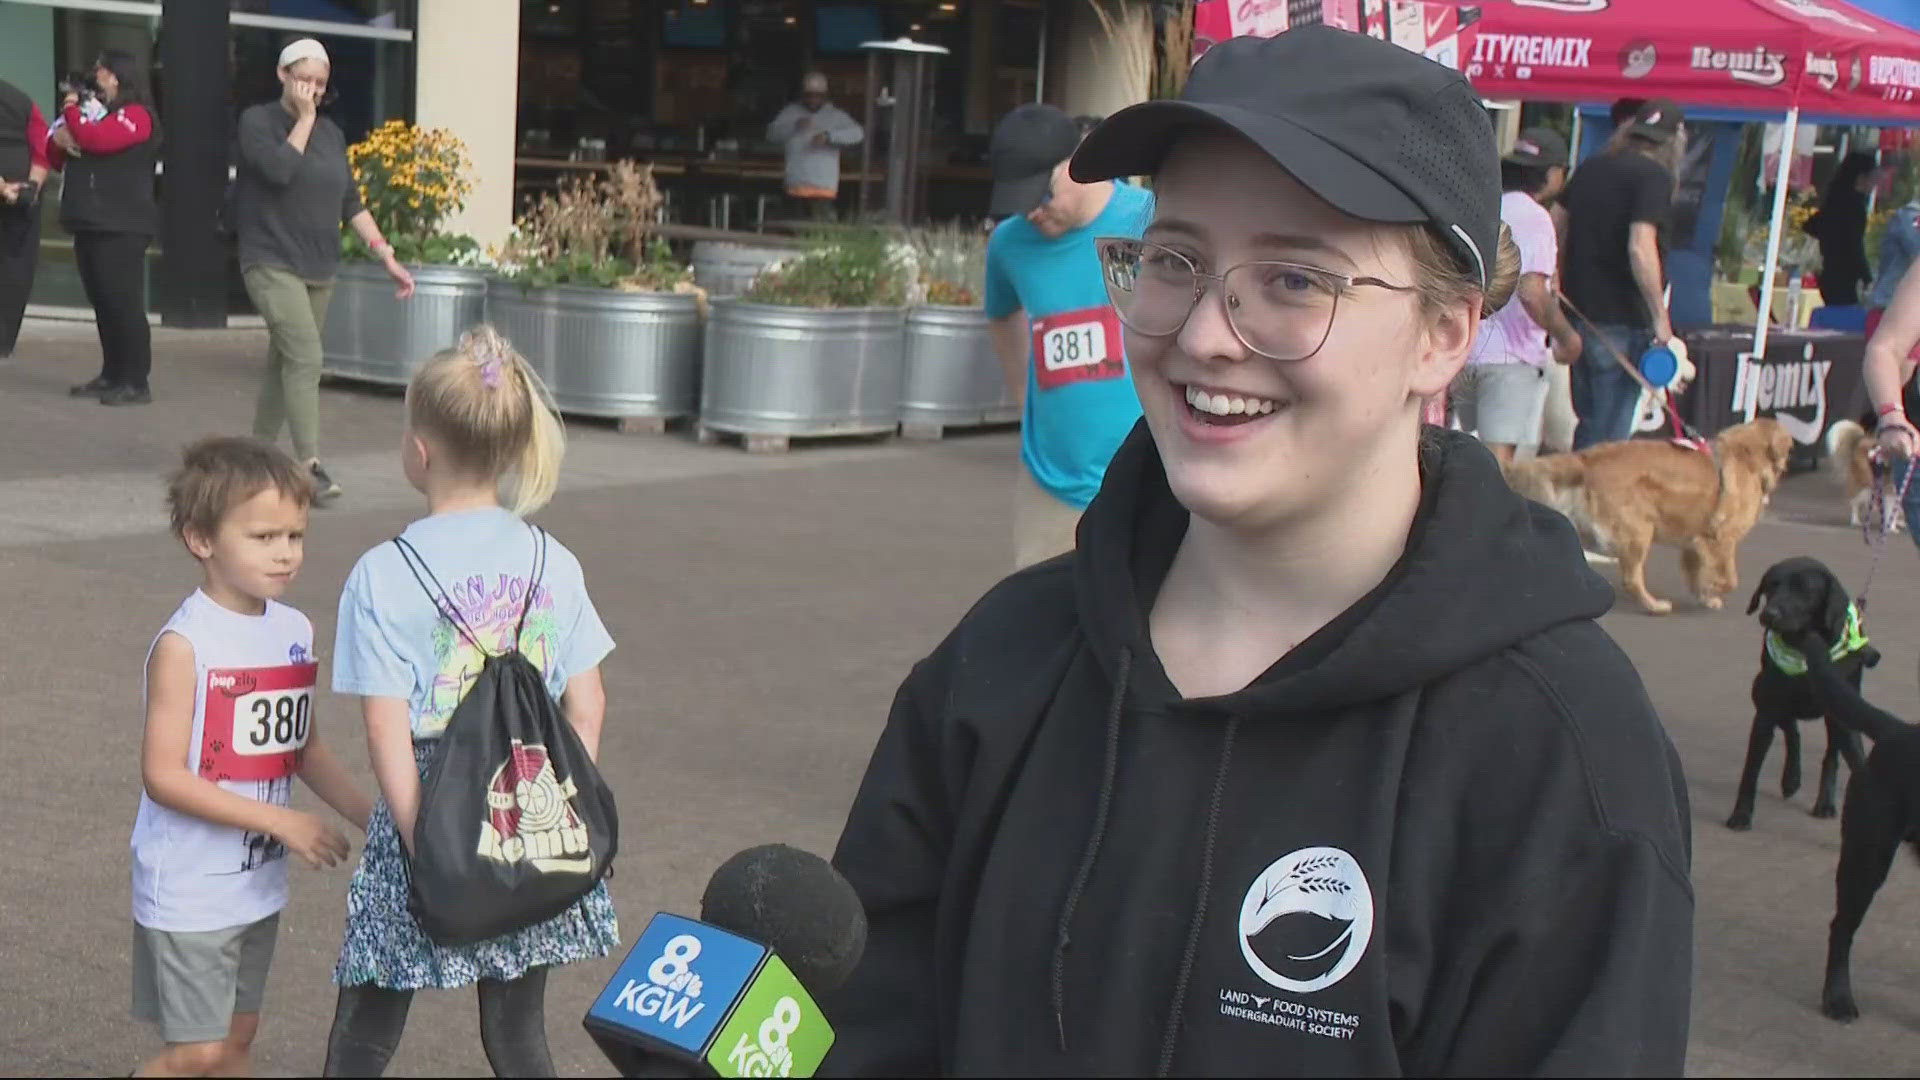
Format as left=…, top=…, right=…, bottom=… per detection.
left=407, top=324, right=568, bottom=516
left=507, top=356, right=566, bottom=515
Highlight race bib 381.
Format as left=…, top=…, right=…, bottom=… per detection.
left=200, top=663, right=317, bottom=782
left=1031, top=305, right=1126, bottom=391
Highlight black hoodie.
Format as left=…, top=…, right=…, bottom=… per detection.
left=823, top=424, right=1693, bottom=1077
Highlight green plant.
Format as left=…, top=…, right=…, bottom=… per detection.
left=744, top=226, right=913, bottom=308
left=494, top=161, right=691, bottom=292
left=909, top=222, right=987, bottom=306
left=342, top=231, right=482, bottom=266
left=344, top=119, right=478, bottom=264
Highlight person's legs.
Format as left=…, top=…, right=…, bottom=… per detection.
left=1895, top=456, right=1920, bottom=553
left=206, top=914, right=278, bottom=1077
left=1571, top=324, right=1642, bottom=449
left=476, top=967, right=556, bottom=1077
left=1466, top=363, right=1550, bottom=466
left=1013, top=466, right=1083, bottom=570
left=1539, top=359, right=1576, bottom=455
left=276, top=275, right=331, bottom=464
left=130, top=924, right=247, bottom=1077
left=322, top=984, right=415, bottom=1077
left=71, top=232, right=114, bottom=388
left=299, top=277, right=343, bottom=497
left=0, top=202, right=41, bottom=357
left=244, top=266, right=318, bottom=455
left=96, top=232, right=153, bottom=398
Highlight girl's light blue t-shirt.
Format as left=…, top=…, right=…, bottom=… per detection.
left=333, top=507, right=615, bottom=740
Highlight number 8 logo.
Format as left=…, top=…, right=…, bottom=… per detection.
left=648, top=934, right=701, bottom=988
left=758, top=996, right=802, bottom=1067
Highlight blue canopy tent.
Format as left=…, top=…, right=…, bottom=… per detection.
left=1571, top=100, right=1920, bottom=352
left=1843, top=0, right=1920, bottom=29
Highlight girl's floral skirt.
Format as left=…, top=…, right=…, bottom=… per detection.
left=333, top=740, right=619, bottom=990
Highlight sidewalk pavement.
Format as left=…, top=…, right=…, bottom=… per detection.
left=3, top=321, right=1919, bottom=1076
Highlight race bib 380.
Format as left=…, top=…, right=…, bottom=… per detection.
left=200, top=663, right=317, bottom=782
left=1031, top=305, right=1126, bottom=391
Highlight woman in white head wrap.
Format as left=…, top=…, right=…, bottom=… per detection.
left=234, top=37, right=415, bottom=504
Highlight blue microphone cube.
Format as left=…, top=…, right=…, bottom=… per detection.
left=586, top=912, right=771, bottom=1059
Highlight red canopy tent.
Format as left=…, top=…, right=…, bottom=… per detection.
left=1188, top=0, right=1920, bottom=349
left=1445, top=0, right=1920, bottom=122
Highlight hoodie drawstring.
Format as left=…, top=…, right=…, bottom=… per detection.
left=1048, top=647, right=1240, bottom=1076
left=1156, top=715, right=1239, bottom=1077
left=1051, top=646, right=1131, bottom=1052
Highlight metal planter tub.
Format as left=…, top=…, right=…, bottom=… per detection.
left=321, top=262, right=488, bottom=385
left=899, top=305, right=1018, bottom=438
left=690, top=240, right=796, bottom=298
left=487, top=281, right=702, bottom=429
left=699, top=300, right=906, bottom=448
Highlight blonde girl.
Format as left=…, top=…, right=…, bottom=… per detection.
left=323, top=326, right=616, bottom=1077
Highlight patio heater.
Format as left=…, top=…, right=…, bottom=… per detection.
left=856, top=37, right=951, bottom=224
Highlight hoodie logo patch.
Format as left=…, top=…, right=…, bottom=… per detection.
left=1237, top=846, right=1374, bottom=994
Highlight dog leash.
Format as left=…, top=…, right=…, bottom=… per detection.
left=1857, top=444, right=1917, bottom=613
left=1556, top=293, right=1732, bottom=530
left=1555, top=293, right=1711, bottom=449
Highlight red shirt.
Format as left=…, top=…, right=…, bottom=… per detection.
left=46, top=101, right=153, bottom=170
left=25, top=103, right=48, bottom=170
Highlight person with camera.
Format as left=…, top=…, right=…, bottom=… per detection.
left=236, top=38, right=413, bottom=504
left=45, top=51, right=160, bottom=405
left=0, top=76, right=51, bottom=359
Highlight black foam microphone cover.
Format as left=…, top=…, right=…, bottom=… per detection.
left=698, top=843, right=868, bottom=997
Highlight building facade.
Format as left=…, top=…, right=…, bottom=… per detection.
left=0, top=0, right=1134, bottom=325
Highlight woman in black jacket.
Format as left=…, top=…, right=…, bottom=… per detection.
left=823, top=27, right=1692, bottom=1077
left=1809, top=151, right=1884, bottom=308
left=0, top=76, right=50, bottom=358
left=46, top=49, right=160, bottom=405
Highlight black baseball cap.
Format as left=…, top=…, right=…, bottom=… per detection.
left=989, top=104, right=1083, bottom=217
left=1506, top=126, right=1569, bottom=168
left=1625, top=98, right=1683, bottom=145
left=1070, top=25, right=1499, bottom=291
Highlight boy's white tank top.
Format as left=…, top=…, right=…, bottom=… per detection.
left=130, top=590, right=317, bottom=932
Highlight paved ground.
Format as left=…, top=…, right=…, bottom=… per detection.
left=4, top=319, right=1919, bottom=1076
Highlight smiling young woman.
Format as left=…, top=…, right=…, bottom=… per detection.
left=822, top=25, right=1692, bottom=1078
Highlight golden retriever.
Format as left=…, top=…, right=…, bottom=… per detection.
left=1504, top=419, right=1794, bottom=615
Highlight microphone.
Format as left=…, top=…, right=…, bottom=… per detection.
left=584, top=844, right=867, bottom=1078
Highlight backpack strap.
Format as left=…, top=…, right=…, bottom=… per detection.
left=391, top=536, right=491, bottom=657
left=512, top=524, right=550, bottom=650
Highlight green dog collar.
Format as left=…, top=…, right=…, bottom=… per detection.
left=1765, top=602, right=1870, bottom=677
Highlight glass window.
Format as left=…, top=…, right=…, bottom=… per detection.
left=23, top=8, right=163, bottom=312
left=229, top=26, right=414, bottom=147
left=230, top=0, right=414, bottom=32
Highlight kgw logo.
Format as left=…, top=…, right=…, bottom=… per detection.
left=723, top=995, right=805, bottom=1077
left=611, top=933, right=708, bottom=1029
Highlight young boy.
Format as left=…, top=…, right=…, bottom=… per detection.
left=131, top=436, right=370, bottom=1077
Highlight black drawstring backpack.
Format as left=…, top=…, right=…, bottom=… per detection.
left=394, top=525, right=619, bottom=947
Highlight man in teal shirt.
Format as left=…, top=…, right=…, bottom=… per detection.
left=985, top=104, right=1152, bottom=568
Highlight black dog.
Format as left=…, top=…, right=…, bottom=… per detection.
left=1725, top=557, right=1878, bottom=831
left=1788, top=623, right=1920, bottom=1021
